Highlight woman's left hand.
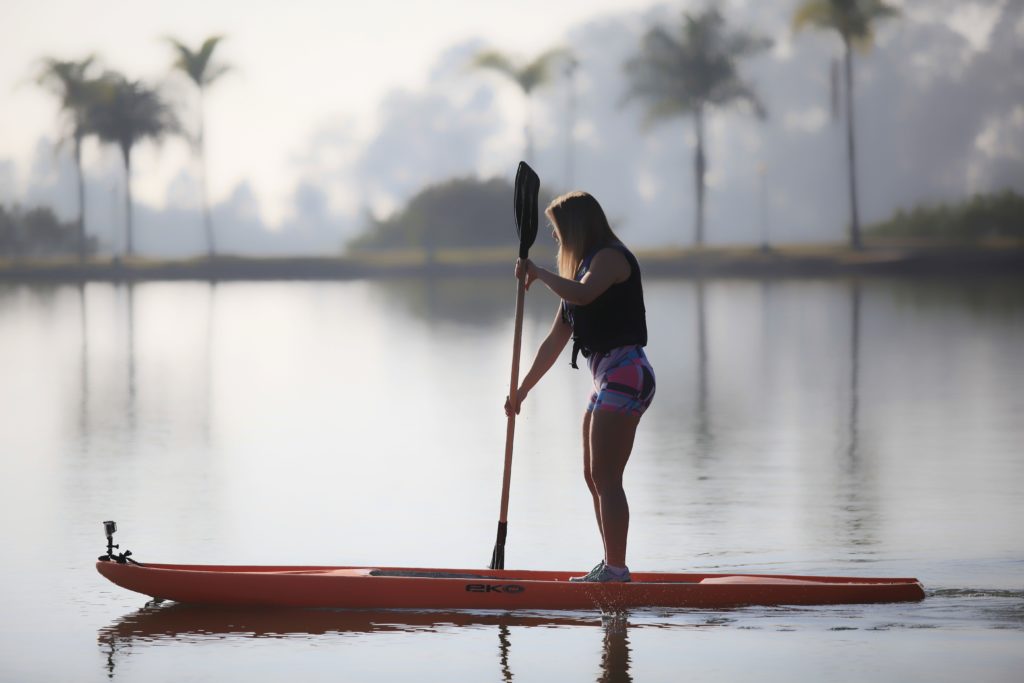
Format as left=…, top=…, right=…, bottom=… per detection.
left=504, top=386, right=529, bottom=417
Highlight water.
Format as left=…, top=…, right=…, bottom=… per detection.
left=1, top=275, right=1022, bottom=682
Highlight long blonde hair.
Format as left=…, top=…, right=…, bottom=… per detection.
left=546, top=191, right=619, bottom=278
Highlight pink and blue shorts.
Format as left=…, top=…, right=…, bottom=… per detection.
left=586, top=345, right=656, bottom=417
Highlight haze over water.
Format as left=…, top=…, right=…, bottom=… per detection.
left=0, top=275, right=1021, bottom=681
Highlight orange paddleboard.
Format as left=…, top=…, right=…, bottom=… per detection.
left=97, top=560, right=925, bottom=610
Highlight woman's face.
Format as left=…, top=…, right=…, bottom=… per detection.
left=549, top=220, right=563, bottom=247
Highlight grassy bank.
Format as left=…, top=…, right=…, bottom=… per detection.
left=1, top=243, right=1023, bottom=282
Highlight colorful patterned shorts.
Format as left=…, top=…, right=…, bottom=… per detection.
left=586, top=345, right=656, bottom=417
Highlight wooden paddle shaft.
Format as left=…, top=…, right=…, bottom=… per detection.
left=498, top=274, right=527, bottom=524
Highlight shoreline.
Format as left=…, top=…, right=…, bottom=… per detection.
left=1, top=244, right=1022, bottom=282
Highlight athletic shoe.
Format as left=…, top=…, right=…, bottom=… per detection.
left=569, top=560, right=632, bottom=583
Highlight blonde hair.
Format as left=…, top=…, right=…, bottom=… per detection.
left=546, top=191, right=619, bottom=278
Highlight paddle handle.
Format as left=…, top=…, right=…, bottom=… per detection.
left=500, top=274, right=527, bottom=522
left=491, top=273, right=527, bottom=569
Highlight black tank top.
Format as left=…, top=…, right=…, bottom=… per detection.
left=561, top=242, right=648, bottom=368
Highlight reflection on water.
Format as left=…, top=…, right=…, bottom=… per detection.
left=98, top=604, right=634, bottom=682
left=0, top=275, right=1022, bottom=682
left=126, top=284, right=136, bottom=437
left=24, top=275, right=1024, bottom=567
left=839, top=279, right=878, bottom=555
left=78, top=282, right=89, bottom=451
left=94, top=586, right=1024, bottom=682
left=598, top=615, right=631, bottom=683
left=694, top=280, right=712, bottom=455
left=847, top=279, right=861, bottom=466
left=373, top=277, right=553, bottom=329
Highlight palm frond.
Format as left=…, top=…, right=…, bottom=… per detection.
left=166, top=35, right=230, bottom=87
left=622, top=8, right=768, bottom=128
left=36, top=55, right=104, bottom=146
left=471, top=51, right=518, bottom=79
left=793, top=0, right=900, bottom=45
left=88, top=72, right=179, bottom=156
left=36, top=56, right=97, bottom=107
left=520, top=47, right=573, bottom=93
left=792, top=0, right=835, bottom=33
left=708, top=79, right=767, bottom=119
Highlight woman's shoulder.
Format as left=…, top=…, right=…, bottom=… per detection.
left=588, top=244, right=632, bottom=280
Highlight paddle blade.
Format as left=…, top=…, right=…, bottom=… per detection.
left=513, top=161, right=540, bottom=259
left=489, top=521, right=507, bottom=570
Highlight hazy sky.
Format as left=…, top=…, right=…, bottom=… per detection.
left=2, top=0, right=656, bottom=223
left=2, top=0, right=1017, bottom=255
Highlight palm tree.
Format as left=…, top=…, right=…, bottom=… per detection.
left=36, top=56, right=100, bottom=261
left=794, top=0, right=899, bottom=250
left=624, top=8, right=770, bottom=247
left=562, top=55, right=580, bottom=189
left=88, top=73, right=177, bottom=258
left=471, top=47, right=574, bottom=164
left=165, top=35, right=230, bottom=258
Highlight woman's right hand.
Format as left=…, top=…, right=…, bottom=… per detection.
left=504, top=387, right=528, bottom=417
left=515, top=258, right=540, bottom=290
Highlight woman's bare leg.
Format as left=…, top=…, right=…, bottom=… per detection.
left=582, top=410, right=604, bottom=540
left=588, top=410, right=641, bottom=568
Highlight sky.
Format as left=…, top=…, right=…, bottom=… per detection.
left=1, top=0, right=1020, bottom=255
left=2, top=0, right=650, bottom=222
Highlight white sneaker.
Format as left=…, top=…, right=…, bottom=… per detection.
left=569, top=560, right=632, bottom=583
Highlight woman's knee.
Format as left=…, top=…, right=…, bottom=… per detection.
left=590, top=466, right=623, bottom=497
left=583, top=464, right=598, bottom=493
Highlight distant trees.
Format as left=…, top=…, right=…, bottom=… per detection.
left=31, top=38, right=228, bottom=260
left=351, top=176, right=553, bottom=253
left=471, top=47, right=574, bottom=165
left=867, top=190, right=1024, bottom=242
left=88, top=74, right=178, bottom=257
left=35, top=56, right=101, bottom=261
left=794, top=0, right=900, bottom=250
left=20, top=8, right=920, bottom=259
left=623, top=8, right=771, bottom=247
left=166, top=35, right=231, bottom=258
left=0, top=204, right=95, bottom=258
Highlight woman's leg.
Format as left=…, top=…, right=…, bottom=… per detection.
left=581, top=410, right=604, bottom=539
left=588, top=410, right=641, bottom=568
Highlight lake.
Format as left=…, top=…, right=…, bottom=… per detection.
left=0, top=274, right=1021, bottom=681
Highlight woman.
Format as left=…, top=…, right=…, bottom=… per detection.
left=504, top=191, right=655, bottom=583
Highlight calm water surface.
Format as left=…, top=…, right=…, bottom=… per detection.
left=0, top=276, right=1021, bottom=682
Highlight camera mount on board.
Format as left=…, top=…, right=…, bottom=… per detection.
left=98, top=520, right=141, bottom=565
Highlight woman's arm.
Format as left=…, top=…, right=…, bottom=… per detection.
left=505, top=305, right=572, bottom=416
left=518, top=248, right=630, bottom=305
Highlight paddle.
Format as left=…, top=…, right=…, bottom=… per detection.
left=490, top=161, right=539, bottom=570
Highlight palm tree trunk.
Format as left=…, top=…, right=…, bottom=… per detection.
left=564, top=62, right=577, bottom=189
left=122, top=145, right=134, bottom=258
left=843, top=38, right=862, bottom=250
left=74, top=135, right=86, bottom=262
left=198, top=89, right=215, bottom=258
left=694, top=105, right=707, bottom=247
left=524, top=98, right=534, bottom=165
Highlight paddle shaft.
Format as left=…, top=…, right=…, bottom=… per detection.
left=491, top=271, right=526, bottom=569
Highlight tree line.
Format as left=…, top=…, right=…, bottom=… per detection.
left=470, top=0, right=898, bottom=251
left=0, top=204, right=88, bottom=258
left=34, top=2, right=898, bottom=261
left=866, top=190, right=1024, bottom=243
left=34, top=37, right=228, bottom=262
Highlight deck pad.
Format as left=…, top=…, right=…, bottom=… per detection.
left=368, top=570, right=498, bottom=579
